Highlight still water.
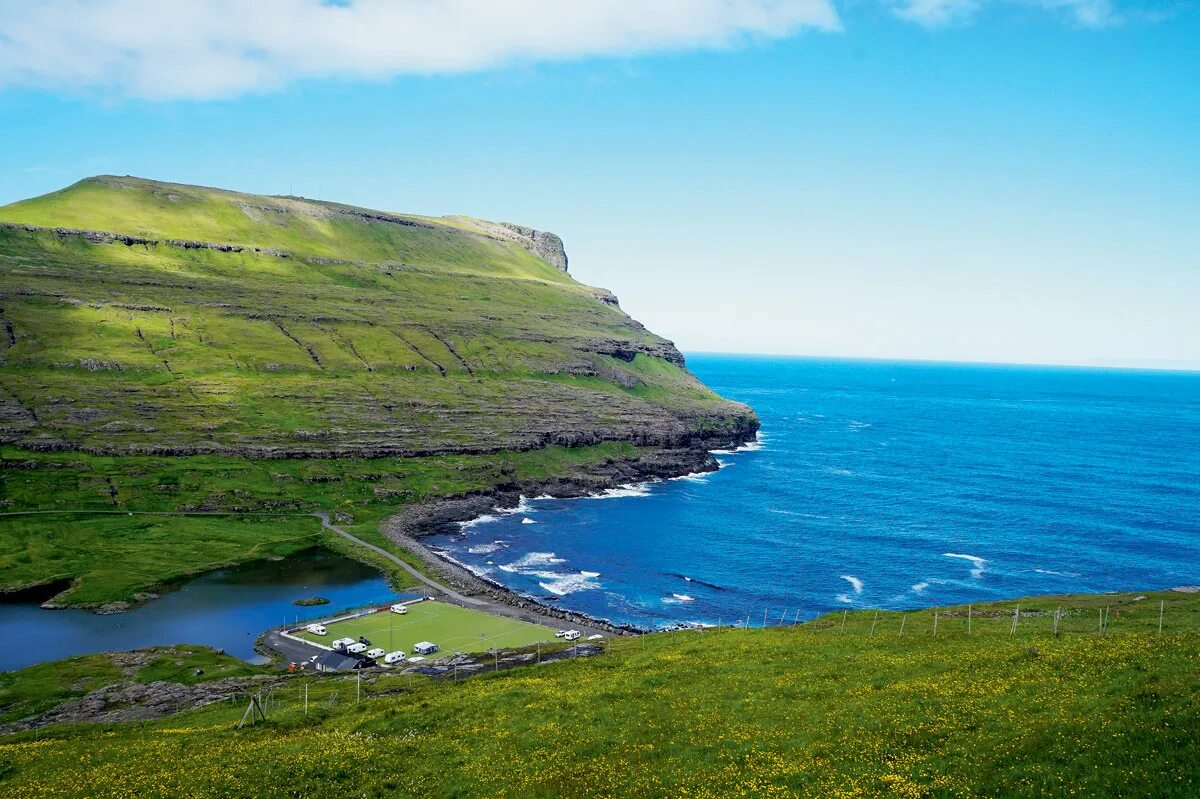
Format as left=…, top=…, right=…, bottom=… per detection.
left=0, top=549, right=401, bottom=672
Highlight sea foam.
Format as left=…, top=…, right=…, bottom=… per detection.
left=944, top=553, right=987, bottom=579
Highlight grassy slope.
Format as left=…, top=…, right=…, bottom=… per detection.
left=0, top=441, right=640, bottom=605
left=0, top=176, right=754, bottom=606
left=1, top=591, right=1197, bottom=798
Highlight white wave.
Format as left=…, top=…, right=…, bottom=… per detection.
left=944, top=553, right=987, bottom=579
left=840, top=575, right=864, bottom=594
left=825, top=467, right=853, bottom=476
left=459, top=514, right=498, bottom=529
left=467, top=541, right=506, bottom=555
left=716, top=459, right=734, bottom=468
left=1033, top=568, right=1080, bottom=577
left=463, top=563, right=494, bottom=578
left=587, top=483, right=653, bottom=500
left=911, top=582, right=929, bottom=593
left=669, top=470, right=711, bottom=482
left=662, top=593, right=695, bottom=604
left=496, top=496, right=534, bottom=515
left=580, top=570, right=601, bottom=578
left=709, top=435, right=765, bottom=455
left=521, top=517, right=536, bottom=525
left=836, top=593, right=853, bottom=604
left=538, top=572, right=602, bottom=596
left=501, top=552, right=566, bottom=572
left=848, top=420, right=872, bottom=429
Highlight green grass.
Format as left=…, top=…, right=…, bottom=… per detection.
left=0, top=646, right=265, bottom=725
left=0, top=442, right=647, bottom=607
left=1, top=591, right=1197, bottom=798
left=296, top=600, right=558, bottom=661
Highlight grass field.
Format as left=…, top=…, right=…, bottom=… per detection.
left=2, top=590, right=1197, bottom=798
left=295, top=600, right=558, bottom=660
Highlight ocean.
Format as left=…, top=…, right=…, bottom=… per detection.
left=425, top=355, right=1200, bottom=629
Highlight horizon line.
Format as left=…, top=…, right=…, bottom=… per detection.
left=682, top=350, right=1200, bottom=375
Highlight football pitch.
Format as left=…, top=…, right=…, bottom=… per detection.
left=295, top=600, right=558, bottom=660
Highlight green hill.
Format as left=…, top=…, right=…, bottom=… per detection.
left=0, top=176, right=756, bottom=606
left=2, top=590, right=1197, bottom=798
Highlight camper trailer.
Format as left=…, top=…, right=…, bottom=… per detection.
left=365, top=647, right=385, bottom=659
left=345, top=642, right=368, bottom=654
left=384, top=650, right=407, bottom=665
left=412, top=641, right=439, bottom=656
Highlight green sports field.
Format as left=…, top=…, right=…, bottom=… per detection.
left=294, top=600, right=558, bottom=661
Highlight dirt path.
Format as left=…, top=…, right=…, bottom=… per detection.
left=312, top=511, right=485, bottom=606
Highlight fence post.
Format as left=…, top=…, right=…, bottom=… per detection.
left=1159, top=600, right=1164, bottom=635
left=840, top=609, right=847, bottom=634
left=1010, top=605, right=1019, bottom=636
left=870, top=610, right=879, bottom=636
left=967, top=604, right=972, bottom=635
left=1098, top=607, right=1104, bottom=636
left=762, top=609, right=768, bottom=629
left=899, top=614, right=906, bottom=636
left=933, top=610, right=938, bottom=637
left=1053, top=607, right=1060, bottom=636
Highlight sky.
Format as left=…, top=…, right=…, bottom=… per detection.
left=1, top=1, right=1198, bottom=369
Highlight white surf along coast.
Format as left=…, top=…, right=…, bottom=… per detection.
left=434, top=434, right=767, bottom=606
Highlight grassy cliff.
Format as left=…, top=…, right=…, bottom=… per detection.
left=0, top=176, right=756, bottom=606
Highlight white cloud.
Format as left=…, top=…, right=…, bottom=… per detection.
left=889, top=0, right=1121, bottom=27
left=0, top=0, right=841, bottom=100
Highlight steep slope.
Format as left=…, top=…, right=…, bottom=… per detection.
left=0, top=176, right=756, bottom=457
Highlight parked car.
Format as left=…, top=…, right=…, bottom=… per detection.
left=365, top=647, right=385, bottom=659
left=384, top=651, right=407, bottom=665
left=305, top=624, right=327, bottom=636
left=390, top=603, right=408, bottom=615
left=345, top=642, right=368, bottom=654
left=331, top=637, right=355, bottom=651
left=554, top=630, right=569, bottom=638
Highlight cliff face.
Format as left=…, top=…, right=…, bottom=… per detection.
left=0, top=177, right=756, bottom=460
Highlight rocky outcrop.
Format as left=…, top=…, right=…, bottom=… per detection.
left=468, top=220, right=568, bottom=271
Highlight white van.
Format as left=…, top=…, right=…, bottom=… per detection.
left=384, top=651, right=407, bottom=665
left=562, top=630, right=581, bottom=641
left=365, top=647, right=385, bottom=659
left=331, top=637, right=355, bottom=651
left=305, top=624, right=327, bottom=636
left=345, top=642, right=368, bottom=654
left=390, top=603, right=408, bottom=615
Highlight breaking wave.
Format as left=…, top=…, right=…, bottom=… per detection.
left=943, top=553, right=987, bottom=579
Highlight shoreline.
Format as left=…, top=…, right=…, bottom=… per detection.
left=377, top=441, right=752, bottom=636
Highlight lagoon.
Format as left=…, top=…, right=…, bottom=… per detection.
left=0, top=549, right=400, bottom=672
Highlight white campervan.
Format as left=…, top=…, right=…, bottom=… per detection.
left=390, top=603, right=408, bottom=615
left=365, top=647, right=385, bottom=659
left=346, top=642, right=368, bottom=654
left=331, top=637, right=355, bottom=651
left=305, top=623, right=327, bottom=636
left=384, top=651, right=407, bottom=665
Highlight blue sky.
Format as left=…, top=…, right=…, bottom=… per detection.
left=1, top=1, right=1197, bottom=368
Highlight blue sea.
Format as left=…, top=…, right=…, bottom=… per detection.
left=426, top=356, right=1200, bottom=629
